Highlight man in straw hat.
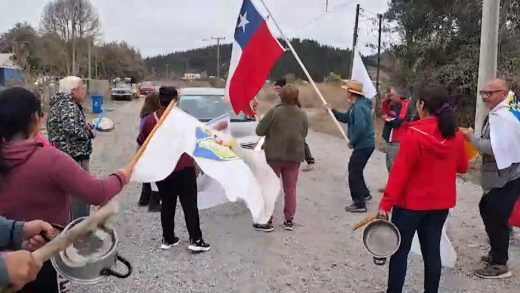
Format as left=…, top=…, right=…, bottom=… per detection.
left=325, top=80, right=375, bottom=213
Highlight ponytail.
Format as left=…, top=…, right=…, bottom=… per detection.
left=435, top=103, right=457, bottom=139
left=418, top=86, right=458, bottom=139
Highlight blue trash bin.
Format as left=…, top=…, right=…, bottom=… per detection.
left=92, top=95, right=103, bottom=114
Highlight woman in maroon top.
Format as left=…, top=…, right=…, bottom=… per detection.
left=138, top=86, right=210, bottom=253
left=0, top=87, right=132, bottom=293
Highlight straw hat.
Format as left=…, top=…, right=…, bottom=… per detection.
left=341, top=80, right=364, bottom=96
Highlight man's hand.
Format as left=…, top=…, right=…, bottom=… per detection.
left=323, top=103, right=333, bottom=112
left=250, top=99, right=259, bottom=113
left=348, top=143, right=353, bottom=150
left=3, top=251, right=42, bottom=290
left=22, top=220, right=54, bottom=251
left=459, top=127, right=474, bottom=141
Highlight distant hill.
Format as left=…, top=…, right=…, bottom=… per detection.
left=144, top=39, right=385, bottom=82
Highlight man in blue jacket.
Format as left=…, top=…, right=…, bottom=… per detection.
left=0, top=216, right=53, bottom=290
left=326, top=80, right=375, bottom=213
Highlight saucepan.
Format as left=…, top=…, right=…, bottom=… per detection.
left=49, top=217, right=132, bottom=284
left=362, top=217, right=401, bottom=265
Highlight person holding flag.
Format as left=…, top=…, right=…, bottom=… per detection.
left=461, top=79, right=520, bottom=279
left=137, top=86, right=210, bottom=253
left=325, top=80, right=375, bottom=213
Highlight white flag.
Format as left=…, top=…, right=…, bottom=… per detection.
left=131, top=108, right=270, bottom=223
left=352, top=50, right=377, bottom=99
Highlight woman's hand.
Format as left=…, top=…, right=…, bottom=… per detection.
left=378, top=209, right=390, bottom=220
left=459, top=127, right=474, bottom=141
left=119, top=164, right=134, bottom=185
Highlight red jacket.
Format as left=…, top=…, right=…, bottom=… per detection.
left=380, top=117, right=469, bottom=212
left=137, top=109, right=194, bottom=172
left=382, top=99, right=410, bottom=143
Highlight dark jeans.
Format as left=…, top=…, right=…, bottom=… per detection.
left=20, top=261, right=70, bottom=293
left=479, top=177, right=520, bottom=265
left=157, top=167, right=202, bottom=243
left=387, top=207, right=448, bottom=293
left=304, top=141, right=315, bottom=164
left=348, top=147, right=374, bottom=208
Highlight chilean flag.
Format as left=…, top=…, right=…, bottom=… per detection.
left=225, top=0, right=285, bottom=116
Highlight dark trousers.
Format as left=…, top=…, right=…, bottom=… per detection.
left=348, top=147, right=374, bottom=208
left=157, top=167, right=202, bottom=243
left=304, top=142, right=314, bottom=164
left=479, top=177, right=520, bottom=265
left=387, top=207, right=448, bottom=293
left=20, top=261, right=70, bottom=293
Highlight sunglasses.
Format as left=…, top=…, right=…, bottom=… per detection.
left=479, top=90, right=506, bottom=97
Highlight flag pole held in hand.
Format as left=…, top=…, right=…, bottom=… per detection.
left=258, top=0, right=348, bottom=141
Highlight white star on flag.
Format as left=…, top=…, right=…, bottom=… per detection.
left=237, top=12, right=249, bottom=33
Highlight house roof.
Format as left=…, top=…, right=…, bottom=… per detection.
left=0, top=53, right=21, bottom=69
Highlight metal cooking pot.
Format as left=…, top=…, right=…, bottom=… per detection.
left=362, top=218, right=401, bottom=266
left=50, top=217, right=132, bottom=284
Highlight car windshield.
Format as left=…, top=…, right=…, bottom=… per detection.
left=115, top=83, right=130, bottom=89
left=179, top=94, right=252, bottom=122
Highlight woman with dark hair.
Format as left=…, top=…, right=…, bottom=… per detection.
left=378, top=86, right=469, bottom=293
left=137, top=92, right=161, bottom=211
left=255, top=84, right=309, bottom=231
left=0, top=87, right=132, bottom=293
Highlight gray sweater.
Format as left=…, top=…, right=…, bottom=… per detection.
left=0, top=216, right=25, bottom=286
left=256, top=105, right=309, bottom=162
left=471, top=117, right=520, bottom=193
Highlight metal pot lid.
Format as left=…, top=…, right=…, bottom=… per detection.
left=59, top=221, right=116, bottom=268
left=363, top=220, right=401, bottom=258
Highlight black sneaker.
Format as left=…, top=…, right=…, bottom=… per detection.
left=345, top=204, right=367, bottom=213
left=365, top=195, right=373, bottom=201
left=188, top=239, right=211, bottom=252
left=474, top=264, right=512, bottom=279
left=253, top=222, right=274, bottom=232
left=283, top=221, right=294, bottom=231
left=160, top=237, right=180, bottom=250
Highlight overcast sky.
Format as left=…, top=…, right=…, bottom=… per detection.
left=0, top=0, right=389, bottom=57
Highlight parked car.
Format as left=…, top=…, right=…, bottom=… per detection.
left=179, top=87, right=260, bottom=149
left=111, top=83, right=134, bottom=101
left=139, top=82, right=156, bottom=96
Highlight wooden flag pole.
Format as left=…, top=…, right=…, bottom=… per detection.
left=129, top=100, right=178, bottom=169
left=258, top=0, right=348, bottom=141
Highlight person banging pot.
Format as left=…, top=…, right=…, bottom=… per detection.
left=378, top=86, right=469, bottom=293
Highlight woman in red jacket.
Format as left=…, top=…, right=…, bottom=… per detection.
left=379, top=86, right=469, bottom=293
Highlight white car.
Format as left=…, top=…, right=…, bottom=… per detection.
left=179, top=87, right=260, bottom=149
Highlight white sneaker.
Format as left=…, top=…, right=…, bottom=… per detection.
left=160, top=237, right=180, bottom=250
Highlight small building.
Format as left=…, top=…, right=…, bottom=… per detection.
left=0, top=53, right=25, bottom=87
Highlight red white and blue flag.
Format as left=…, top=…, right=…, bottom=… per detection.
left=225, top=0, right=285, bottom=116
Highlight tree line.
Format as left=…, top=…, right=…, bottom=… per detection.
left=385, top=0, right=520, bottom=125
left=0, top=0, right=147, bottom=81
left=145, top=39, right=367, bottom=82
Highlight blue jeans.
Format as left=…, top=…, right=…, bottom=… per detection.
left=387, top=207, right=448, bottom=293
left=348, top=147, right=374, bottom=208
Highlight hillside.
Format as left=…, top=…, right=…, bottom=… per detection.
left=145, top=39, right=386, bottom=82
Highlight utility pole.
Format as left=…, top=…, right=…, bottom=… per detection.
left=88, top=39, right=92, bottom=80
left=348, top=4, right=361, bottom=78
left=165, top=64, right=170, bottom=80
left=185, top=58, right=190, bottom=75
left=211, top=37, right=225, bottom=79
left=376, top=13, right=383, bottom=95
left=475, top=0, right=500, bottom=134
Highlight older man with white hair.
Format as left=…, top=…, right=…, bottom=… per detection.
left=47, top=76, right=95, bottom=220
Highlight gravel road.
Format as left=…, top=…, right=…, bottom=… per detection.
left=73, top=99, right=520, bottom=293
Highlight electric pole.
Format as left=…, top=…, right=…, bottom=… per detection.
left=475, top=0, right=501, bottom=134
left=165, top=64, right=170, bottom=80
left=207, top=37, right=226, bottom=79
left=348, top=4, right=361, bottom=78
left=376, top=13, right=383, bottom=95
left=88, top=38, right=92, bottom=80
